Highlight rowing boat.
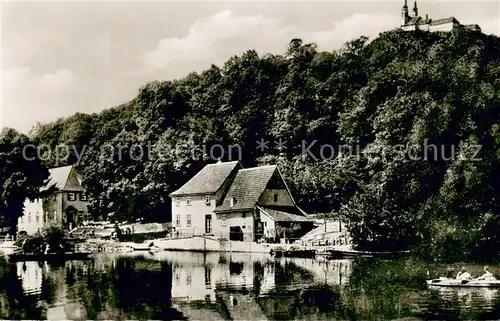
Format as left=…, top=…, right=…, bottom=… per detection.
left=427, top=277, right=500, bottom=288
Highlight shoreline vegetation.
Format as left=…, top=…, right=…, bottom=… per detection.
left=2, top=28, right=500, bottom=263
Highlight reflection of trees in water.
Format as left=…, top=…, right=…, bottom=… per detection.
left=0, top=258, right=44, bottom=319
left=67, top=257, right=186, bottom=320
left=256, top=284, right=344, bottom=320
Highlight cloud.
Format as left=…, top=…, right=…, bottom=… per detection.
left=2, top=4, right=498, bottom=134
left=138, top=11, right=405, bottom=76
left=140, top=10, right=296, bottom=76
left=305, top=13, right=401, bottom=50
left=141, top=9, right=498, bottom=78
left=2, top=68, right=91, bottom=132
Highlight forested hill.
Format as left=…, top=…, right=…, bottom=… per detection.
left=25, top=29, right=500, bottom=259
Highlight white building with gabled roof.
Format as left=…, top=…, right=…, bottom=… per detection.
left=18, top=165, right=89, bottom=235
left=169, top=161, right=313, bottom=243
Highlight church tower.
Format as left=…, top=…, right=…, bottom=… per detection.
left=412, top=0, right=419, bottom=17
left=401, top=0, right=410, bottom=26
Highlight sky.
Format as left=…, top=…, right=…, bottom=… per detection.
left=1, top=0, right=499, bottom=133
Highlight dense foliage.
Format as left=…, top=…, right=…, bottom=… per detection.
left=15, top=226, right=72, bottom=254
left=11, top=28, right=500, bottom=259
left=0, top=128, right=50, bottom=234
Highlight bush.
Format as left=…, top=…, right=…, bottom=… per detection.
left=14, top=226, right=71, bottom=253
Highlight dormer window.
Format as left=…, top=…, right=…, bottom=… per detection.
left=274, top=194, right=279, bottom=202
left=68, top=193, right=76, bottom=201
left=186, top=197, right=192, bottom=206
left=205, top=195, right=211, bottom=206
left=80, top=193, right=87, bottom=201
left=230, top=197, right=237, bottom=207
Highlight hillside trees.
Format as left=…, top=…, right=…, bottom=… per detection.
left=25, top=28, right=500, bottom=259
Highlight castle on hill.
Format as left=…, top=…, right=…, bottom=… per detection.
left=401, top=0, right=481, bottom=32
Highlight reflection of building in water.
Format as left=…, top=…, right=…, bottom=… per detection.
left=171, top=260, right=261, bottom=303
left=171, top=256, right=277, bottom=303
left=432, top=286, right=499, bottom=307
left=169, top=253, right=352, bottom=303
left=16, top=261, right=43, bottom=295
left=16, top=260, right=87, bottom=320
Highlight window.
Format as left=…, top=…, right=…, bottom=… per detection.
left=205, top=195, right=211, bottom=206
left=80, top=193, right=87, bottom=201
left=205, top=266, right=212, bottom=285
left=36, top=213, right=40, bottom=223
left=186, top=275, right=192, bottom=285
left=175, top=198, right=180, bottom=207
left=186, top=214, right=192, bottom=227
left=230, top=197, right=236, bottom=207
left=28, top=213, right=31, bottom=223
left=175, top=215, right=181, bottom=227
left=274, top=194, right=279, bottom=202
left=221, top=214, right=227, bottom=227
left=205, top=214, right=212, bottom=234
left=20, top=216, right=24, bottom=224
left=186, top=197, right=192, bottom=206
left=68, top=193, right=76, bottom=201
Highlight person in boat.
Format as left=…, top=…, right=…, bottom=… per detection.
left=456, top=267, right=472, bottom=280
left=476, top=266, right=497, bottom=281
left=446, top=267, right=455, bottom=279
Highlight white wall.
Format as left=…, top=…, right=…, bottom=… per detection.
left=18, top=199, right=44, bottom=235
left=260, top=211, right=276, bottom=238
left=429, top=22, right=454, bottom=32
left=215, top=211, right=255, bottom=241
left=172, top=194, right=215, bottom=236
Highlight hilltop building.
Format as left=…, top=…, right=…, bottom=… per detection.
left=401, top=0, right=481, bottom=32
left=169, top=161, right=314, bottom=243
left=18, top=165, right=89, bottom=235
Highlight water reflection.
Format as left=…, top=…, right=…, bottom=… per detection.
left=4, top=253, right=500, bottom=320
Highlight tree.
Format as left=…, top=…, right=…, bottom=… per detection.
left=0, top=128, right=49, bottom=236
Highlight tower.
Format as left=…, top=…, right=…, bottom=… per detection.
left=401, top=0, right=410, bottom=26
left=412, top=0, right=419, bottom=17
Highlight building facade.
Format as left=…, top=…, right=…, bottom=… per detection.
left=401, top=0, right=481, bottom=32
left=18, top=165, right=89, bottom=235
left=169, top=161, right=313, bottom=243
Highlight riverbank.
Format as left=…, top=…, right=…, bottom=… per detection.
left=77, top=235, right=364, bottom=258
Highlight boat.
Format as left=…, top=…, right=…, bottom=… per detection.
left=426, top=277, right=500, bottom=288
left=327, top=248, right=410, bottom=258
left=8, top=251, right=93, bottom=262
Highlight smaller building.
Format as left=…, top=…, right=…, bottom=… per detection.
left=169, top=161, right=314, bottom=243
left=18, top=165, right=89, bottom=235
left=400, top=0, right=481, bottom=32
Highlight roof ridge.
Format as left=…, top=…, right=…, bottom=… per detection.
left=239, top=165, right=276, bottom=171
left=49, top=164, right=74, bottom=170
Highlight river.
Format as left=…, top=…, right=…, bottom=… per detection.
left=1, top=251, right=500, bottom=320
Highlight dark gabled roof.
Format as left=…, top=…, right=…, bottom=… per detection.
left=214, top=165, right=277, bottom=212
left=170, top=161, right=240, bottom=196
left=464, top=24, right=481, bottom=31
left=408, top=16, right=422, bottom=25
left=429, top=16, right=459, bottom=26
left=259, top=206, right=312, bottom=222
